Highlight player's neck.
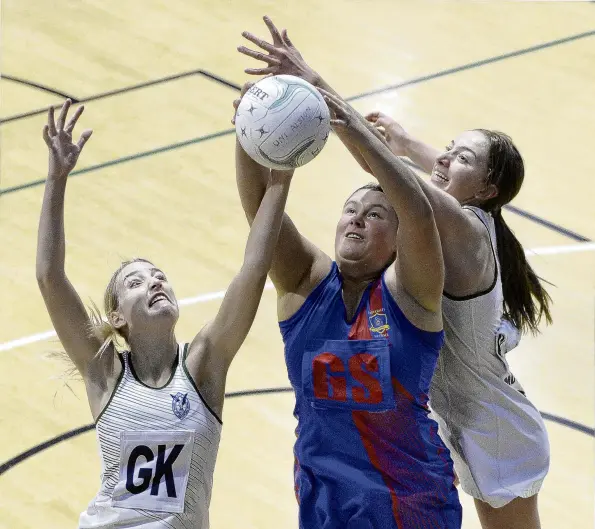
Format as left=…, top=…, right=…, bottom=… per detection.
left=340, top=274, right=377, bottom=321
left=338, top=260, right=382, bottom=289
left=128, top=330, right=178, bottom=387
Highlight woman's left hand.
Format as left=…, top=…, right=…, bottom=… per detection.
left=317, top=88, right=365, bottom=140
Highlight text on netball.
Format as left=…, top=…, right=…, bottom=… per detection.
left=248, top=86, right=269, bottom=101
left=290, top=107, right=314, bottom=132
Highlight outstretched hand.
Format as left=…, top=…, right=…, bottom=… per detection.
left=43, top=99, right=92, bottom=179
left=318, top=88, right=364, bottom=139
left=232, top=81, right=255, bottom=125
left=238, top=16, right=319, bottom=86
left=366, top=112, right=410, bottom=156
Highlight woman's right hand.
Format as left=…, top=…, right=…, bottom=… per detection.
left=231, top=81, right=256, bottom=125
left=365, top=111, right=410, bottom=157
left=43, top=99, right=92, bottom=180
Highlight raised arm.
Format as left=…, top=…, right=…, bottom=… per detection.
left=239, top=19, right=492, bottom=297
left=366, top=112, right=439, bottom=173
left=238, top=16, right=384, bottom=173
left=322, top=90, right=444, bottom=323
left=195, top=168, right=293, bottom=370
left=232, top=87, right=331, bottom=314
left=365, top=112, right=494, bottom=295
left=36, top=100, right=105, bottom=377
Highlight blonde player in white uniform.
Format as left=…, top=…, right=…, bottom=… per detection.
left=237, top=16, right=552, bottom=529
left=37, top=100, right=293, bottom=528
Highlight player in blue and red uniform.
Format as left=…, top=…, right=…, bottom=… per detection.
left=234, top=84, right=461, bottom=528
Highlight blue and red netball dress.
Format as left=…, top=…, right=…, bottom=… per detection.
left=280, top=263, right=461, bottom=529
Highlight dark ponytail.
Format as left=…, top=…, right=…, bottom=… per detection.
left=476, top=130, right=552, bottom=334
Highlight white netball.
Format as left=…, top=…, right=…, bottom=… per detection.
left=235, top=75, right=331, bottom=170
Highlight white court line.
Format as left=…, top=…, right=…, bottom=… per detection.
left=1, top=242, right=594, bottom=353
left=525, top=241, right=595, bottom=256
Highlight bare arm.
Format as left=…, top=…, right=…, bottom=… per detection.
left=36, top=101, right=105, bottom=377
left=366, top=113, right=494, bottom=294
left=322, top=91, right=444, bottom=316
left=233, top=135, right=330, bottom=303
left=239, top=16, right=385, bottom=174
left=237, top=17, right=489, bottom=291
left=366, top=112, right=439, bottom=174
left=195, top=169, right=293, bottom=368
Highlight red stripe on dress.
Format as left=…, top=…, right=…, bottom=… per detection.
left=349, top=280, right=403, bottom=528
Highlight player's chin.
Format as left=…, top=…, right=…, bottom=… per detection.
left=336, top=244, right=367, bottom=263
left=149, top=303, right=179, bottom=319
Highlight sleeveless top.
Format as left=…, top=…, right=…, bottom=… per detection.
left=430, top=206, right=549, bottom=504
left=280, top=263, right=462, bottom=528
left=79, top=343, right=222, bottom=529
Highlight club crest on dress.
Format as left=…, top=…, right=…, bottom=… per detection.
left=171, top=392, right=190, bottom=420
left=368, top=309, right=390, bottom=338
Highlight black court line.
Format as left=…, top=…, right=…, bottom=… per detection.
left=1, top=127, right=589, bottom=243
left=540, top=411, right=595, bottom=437
left=347, top=29, right=595, bottom=102
left=401, top=160, right=591, bottom=243
left=0, top=29, right=592, bottom=244
left=0, top=129, right=236, bottom=195
left=4, top=29, right=593, bottom=125
left=0, top=387, right=294, bottom=476
left=0, top=69, right=241, bottom=124
left=0, top=386, right=591, bottom=477
left=503, top=205, right=590, bottom=242
left=2, top=75, right=79, bottom=101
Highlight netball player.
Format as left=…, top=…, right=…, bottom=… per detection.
left=237, top=16, right=551, bottom=529
left=37, top=99, right=292, bottom=528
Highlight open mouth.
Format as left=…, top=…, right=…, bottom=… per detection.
left=432, top=170, right=449, bottom=183
left=149, top=293, right=169, bottom=307
left=345, top=232, right=364, bottom=240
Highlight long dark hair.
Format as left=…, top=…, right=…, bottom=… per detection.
left=475, top=129, right=552, bottom=333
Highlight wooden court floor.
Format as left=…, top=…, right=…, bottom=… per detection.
left=1, top=1, right=594, bottom=527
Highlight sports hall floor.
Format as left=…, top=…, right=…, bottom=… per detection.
left=0, top=1, right=593, bottom=527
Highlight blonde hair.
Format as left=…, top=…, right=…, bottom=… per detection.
left=91, top=258, right=154, bottom=356
left=50, top=258, right=153, bottom=379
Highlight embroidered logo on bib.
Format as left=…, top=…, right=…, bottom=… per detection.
left=171, top=392, right=190, bottom=420
left=368, top=309, right=389, bottom=338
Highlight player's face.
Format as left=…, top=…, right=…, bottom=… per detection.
left=113, top=261, right=179, bottom=333
left=430, top=130, right=492, bottom=205
left=335, top=190, right=398, bottom=270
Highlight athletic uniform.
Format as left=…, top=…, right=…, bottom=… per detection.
left=430, top=206, right=550, bottom=508
left=280, top=263, right=462, bottom=529
left=79, top=344, right=222, bottom=529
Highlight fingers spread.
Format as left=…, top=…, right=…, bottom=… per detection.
left=263, top=16, right=283, bottom=46
left=238, top=45, right=280, bottom=65
left=42, top=124, right=53, bottom=147
left=57, top=99, right=72, bottom=131
left=47, top=106, right=57, bottom=136
left=241, top=31, right=277, bottom=53
left=244, top=66, right=277, bottom=76
left=281, top=29, right=294, bottom=48
left=77, top=129, right=93, bottom=150
left=65, top=105, right=85, bottom=134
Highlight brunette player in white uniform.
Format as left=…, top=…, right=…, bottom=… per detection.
left=236, top=16, right=551, bottom=529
